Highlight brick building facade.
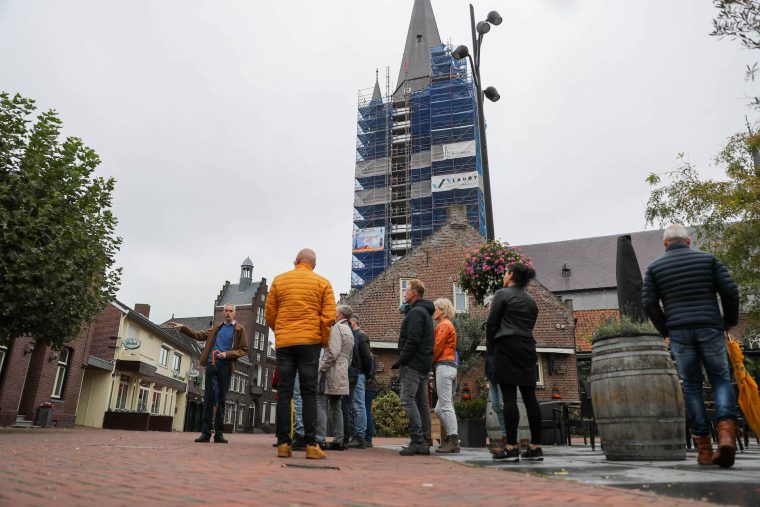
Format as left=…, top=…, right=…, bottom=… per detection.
left=345, top=206, right=579, bottom=402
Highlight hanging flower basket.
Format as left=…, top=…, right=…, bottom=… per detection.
left=458, top=240, right=532, bottom=303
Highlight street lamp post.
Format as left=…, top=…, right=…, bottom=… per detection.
left=453, top=5, right=502, bottom=241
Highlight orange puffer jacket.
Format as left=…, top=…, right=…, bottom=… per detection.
left=265, top=263, right=336, bottom=348
left=433, top=318, right=457, bottom=364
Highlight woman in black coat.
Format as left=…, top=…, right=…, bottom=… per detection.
left=485, top=262, right=543, bottom=462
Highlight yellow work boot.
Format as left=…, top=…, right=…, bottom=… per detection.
left=306, top=443, right=327, bottom=459
left=277, top=442, right=292, bottom=458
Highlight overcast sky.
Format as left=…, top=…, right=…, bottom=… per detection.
left=1, top=0, right=757, bottom=324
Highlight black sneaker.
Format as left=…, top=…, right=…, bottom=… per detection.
left=328, top=441, right=347, bottom=451
left=348, top=435, right=367, bottom=449
left=214, top=435, right=229, bottom=444
left=194, top=434, right=211, bottom=443
left=521, top=446, right=543, bottom=461
left=399, top=440, right=430, bottom=456
left=492, top=446, right=520, bottom=462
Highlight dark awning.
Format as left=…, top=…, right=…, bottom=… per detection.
left=86, top=355, right=114, bottom=371
left=115, top=360, right=187, bottom=393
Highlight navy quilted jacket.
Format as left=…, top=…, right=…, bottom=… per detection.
left=642, top=242, right=739, bottom=336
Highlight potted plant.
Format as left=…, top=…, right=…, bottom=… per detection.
left=589, top=315, right=686, bottom=460
left=454, top=397, right=487, bottom=447
left=459, top=240, right=532, bottom=303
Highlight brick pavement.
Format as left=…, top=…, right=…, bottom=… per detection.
left=0, top=428, right=711, bottom=506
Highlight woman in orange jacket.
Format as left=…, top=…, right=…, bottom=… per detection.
left=432, top=298, right=459, bottom=453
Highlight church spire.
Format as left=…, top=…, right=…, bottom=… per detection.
left=371, top=69, right=382, bottom=103
left=393, top=0, right=441, bottom=98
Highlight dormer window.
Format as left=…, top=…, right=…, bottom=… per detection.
left=561, top=263, right=572, bottom=278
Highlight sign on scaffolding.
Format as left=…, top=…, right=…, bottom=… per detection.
left=431, top=171, right=479, bottom=192
left=352, top=227, right=385, bottom=252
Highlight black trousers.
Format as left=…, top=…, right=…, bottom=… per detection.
left=499, top=383, right=541, bottom=446
left=342, top=376, right=357, bottom=440
left=276, top=343, right=321, bottom=445
left=201, top=360, right=231, bottom=437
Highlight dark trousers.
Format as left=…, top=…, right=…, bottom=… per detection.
left=201, top=360, right=231, bottom=437
left=276, top=343, right=320, bottom=445
left=342, top=376, right=357, bottom=440
left=500, top=383, right=541, bottom=446
left=365, top=389, right=377, bottom=442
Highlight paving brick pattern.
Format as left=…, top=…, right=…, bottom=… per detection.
left=0, top=428, right=707, bottom=506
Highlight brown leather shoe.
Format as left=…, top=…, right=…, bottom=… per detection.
left=306, top=443, right=327, bottom=459
left=712, top=419, right=737, bottom=468
left=277, top=443, right=292, bottom=458
left=694, top=435, right=714, bottom=466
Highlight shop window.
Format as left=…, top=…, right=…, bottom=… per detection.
left=51, top=348, right=71, bottom=399
left=137, top=382, right=149, bottom=412
left=151, top=390, right=162, bottom=415
left=116, top=376, right=130, bottom=409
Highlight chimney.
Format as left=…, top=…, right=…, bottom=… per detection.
left=134, top=304, right=151, bottom=319
left=446, top=204, right=467, bottom=227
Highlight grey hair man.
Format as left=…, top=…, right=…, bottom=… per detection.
left=170, top=303, right=248, bottom=443
left=642, top=224, right=740, bottom=467
left=347, top=314, right=374, bottom=448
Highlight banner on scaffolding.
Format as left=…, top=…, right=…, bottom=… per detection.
left=353, top=227, right=385, bottom=252
left=432, top=140, right=477, bottom=162
left=431, top=171, right=479, bottom=192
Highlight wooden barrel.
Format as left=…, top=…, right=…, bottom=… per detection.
left=486, top=385, right=530, bottom=443
left=590, top=333, right=686, bottom=461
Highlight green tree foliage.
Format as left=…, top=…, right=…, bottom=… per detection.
left=0, top=92, right=121, bottom=348
left=711, top=0, right=760, bottom=108
left=645, top=129, right=760, bottom=323
left=451, top=312, right=485, bottom=373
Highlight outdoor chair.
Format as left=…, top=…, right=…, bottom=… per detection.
left=539, top=401, right=565, bottom=445
left=565, top=381, right=597, bottom=451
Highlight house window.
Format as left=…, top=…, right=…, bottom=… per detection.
left=116, top=376, right=130, bottom=409
left=269, top=402, right=277, bottom=424
left=51, top=348, right=71, bottom=399
left=399, top=278, right=412, bottom=304
left=261, top=402, right=267, bottom=423
left=0, top=345, right=7, bottom=380
left=237, top=405, right=244, bottom=426
left=264, top=368, right=269, bottom=390
left=172, top=352, right=182, bottom=373
left=159, top=346, right=169, bottom=367
left=225, top=402, right=235, bottom=424
left=453, top=283, right=468, bottom=313
left=258, top=332, right=265, bottom=350
left=254, top=333, right=260, bottom=350
left=151, top=390, right=162, bottom=415
left=257, top=306, right=266, bottom=325
left=137, top=382, right=150, bottom=412
left=536, top=355, right=544, bottom=386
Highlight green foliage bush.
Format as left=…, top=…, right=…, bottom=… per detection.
left=454, top=398, right=486, bottom=419
left=451, top=312, right=485, bottom=373
left=372, top=390, right=408, bottom=437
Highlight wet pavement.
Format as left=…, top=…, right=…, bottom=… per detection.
left=385, top=442, right=760, bottom=506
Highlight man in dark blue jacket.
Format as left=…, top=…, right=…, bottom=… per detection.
left=642, top=224, right=740, bottom=468
left=393, top=279, right=435, bottom=456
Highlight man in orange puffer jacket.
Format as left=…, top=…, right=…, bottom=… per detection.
left=265, top=248, right=336, bottom=459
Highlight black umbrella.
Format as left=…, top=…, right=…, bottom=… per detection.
left=616, top=235, right=646, bottom=322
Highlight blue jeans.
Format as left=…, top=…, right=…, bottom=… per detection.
left=670, top=327, right=737, bottom=436
left=489, top=382, right=506, bottom=436
left=201, top=360, right=231, bottom=437
left=293, top=371, right=303, bottom=437
left=365, top=389, right=377, bottom=442
left=352, top=374, right=367, bottom=437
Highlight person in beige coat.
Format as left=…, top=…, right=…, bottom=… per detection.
left=316, top=305, right=355, bottom=450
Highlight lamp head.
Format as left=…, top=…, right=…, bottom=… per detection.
left=452, top=45, right=470, bottom=60
left=486, top=11, right=503, bottom=25
left=484, top=86, right=500, bottom=102
left=476, top=21, right=491, bottom=34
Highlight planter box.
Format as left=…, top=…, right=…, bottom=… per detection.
left=457, top=418, right=486, bottom=448
left=148, top=415, right=173, bottom=432
left=103, top=411, right=150, bottom=431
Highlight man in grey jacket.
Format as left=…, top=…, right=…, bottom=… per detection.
left=642, top=224, right=740, bottom=468
left=393, top=279, right=435, bottom=456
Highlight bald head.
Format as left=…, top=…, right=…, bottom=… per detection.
left=295, top=248, right=317, bottom=267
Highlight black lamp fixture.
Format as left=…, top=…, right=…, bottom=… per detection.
left=452, top=4, right=503, bottom=241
